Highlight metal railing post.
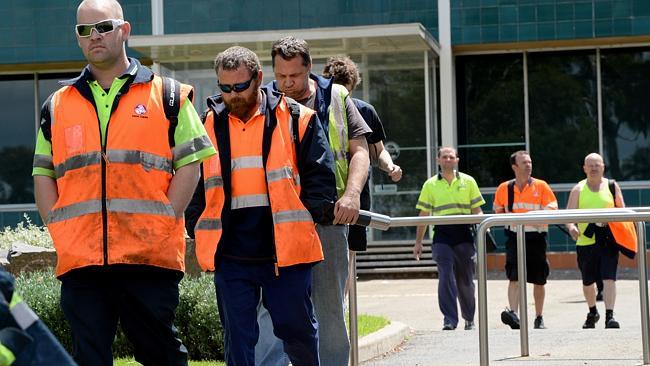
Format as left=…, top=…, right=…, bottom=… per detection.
left=477, top=222, right=490, bottom=366
left=349, top=250, right=359, bottom=366
left=637, top=222, right=650, bottom=365
left=516, top=224, right=529, bottom=356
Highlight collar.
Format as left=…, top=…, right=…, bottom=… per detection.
left=309, top=72, right=332, bottom=90
left=513, top=177, right=534, bottom=190
left=437, top=170, right=461, bottom=181
left=59, top=58, right=153, bottom=87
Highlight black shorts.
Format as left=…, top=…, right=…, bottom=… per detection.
left=504, top=232, right=549, bottom=285
left=576, top=242, right=619, bottom=286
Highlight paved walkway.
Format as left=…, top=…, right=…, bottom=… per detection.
left=357, top=270, right=649, bottom=365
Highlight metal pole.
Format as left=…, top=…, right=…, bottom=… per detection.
left=516, top=225, right=529, bottom=356
left=349, top=251, right=359, bottom=366
left=477, top=221, right=489, bottom=366
left=637, top=222, right=650, bottom=364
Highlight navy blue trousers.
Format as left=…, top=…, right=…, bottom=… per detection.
left=59, top=265, right=188, bottom=366
left=214, top=260, right=319, bottom=366
left=432, top=241, right=476, bottom=327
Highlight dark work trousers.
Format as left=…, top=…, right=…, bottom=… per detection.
left=214, top=260, right=319, bottom=366
left=59, top=265, right=188, bottom=366
left=432, top=241, right=476, bottom=327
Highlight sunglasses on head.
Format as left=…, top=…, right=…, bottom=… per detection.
left=76, top=19, right=125, bottom=38
left=218, top=74, right=256, bottom=93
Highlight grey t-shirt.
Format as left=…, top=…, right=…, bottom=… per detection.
left=297, top=93, right=372, bottom=140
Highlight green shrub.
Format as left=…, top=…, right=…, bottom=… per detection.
left=14, top=269, right=224, bottom=361
left=0, top=215, right=53, bottom=250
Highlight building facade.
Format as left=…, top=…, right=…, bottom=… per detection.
left=2, top=0, right=650, bottom=250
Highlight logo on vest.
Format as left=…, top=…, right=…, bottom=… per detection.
left=133, top=104, right=148, bottom=118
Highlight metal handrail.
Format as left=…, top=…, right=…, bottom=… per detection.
left=351, top=208, right=650, bottom=366
left=476, top=211, right=650, bottom=366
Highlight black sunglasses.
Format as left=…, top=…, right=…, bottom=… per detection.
left=76, top=19, right=124, bottom=38
left=218, top=74, right=256, bottom=93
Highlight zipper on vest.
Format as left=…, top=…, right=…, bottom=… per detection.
left=100, top=126, right=109, bottom=266
left=100, top=91, right=122, bottom=266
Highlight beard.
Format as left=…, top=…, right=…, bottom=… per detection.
left=224, top=89, right=259, bottom=120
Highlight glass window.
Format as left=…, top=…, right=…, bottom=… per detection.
left=456, top=53, right=525, bottom=187
left=365, top=53, right=428, bottom=240
left=0, top=76, right=36, bottom=204
left=601, top=47, right=650, bottom=180
left=527, top=51, right=598, bottom=183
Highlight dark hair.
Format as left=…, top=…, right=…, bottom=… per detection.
left=510, top=150, right=530, bottom=165
left=271, top=36, right=311, bottom=68
left=322, top=56, right=361, bottom=89
left=437, top=146, right=458, bottom=158
left=214, top=46, right=261, bottom=76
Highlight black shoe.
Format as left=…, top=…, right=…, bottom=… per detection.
left=596, top=290, right=603, bottom=302
left=501, top=309, right=520, bottom=329
left=442, top=324, right=456, bottom=330
left=605, top=317, right=620, bottom=329
left=464, top=320, right=475, bottom=330
left=534, top=315, right=546, bottom=329
left=582, top=312, right=600, bottom=329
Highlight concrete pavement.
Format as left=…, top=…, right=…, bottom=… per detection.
left=356, top=270, right=649, bottom=365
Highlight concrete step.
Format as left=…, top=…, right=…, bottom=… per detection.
left=355, top=241, right=437, bottom=277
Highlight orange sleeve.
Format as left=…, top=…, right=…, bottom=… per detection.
left=493, top=183, right=507, bottom=213
left=541, top=181, right=558, bottom=209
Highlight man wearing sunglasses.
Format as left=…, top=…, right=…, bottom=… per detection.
left=185, top=46, right=336, bottom=365
left=32, top=1, right=215, bottom=365
left=255, top=37, right=372, bottom=366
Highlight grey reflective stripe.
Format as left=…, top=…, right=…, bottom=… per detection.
left=10, top=302, right=38, bottom=330
left=470, top=196, right=484, bottom=206
left=231, top=194, right=269, bottom=209
left=196, top=218, right=222, bottom=231
left=232, top=156, right=263, bottom=171
left=417, top=201, right=433, bottom=210
left=54, top=152, right=102, bottom=178
left=204, top=176, right=224, bottom=190
left=107, top=150, right=172, bottom=173
left=329, top=84, right=349, bottom=153
left=33, top=154, right=54, bottom=170
left=48, top=200, right=102, bottom=223
left=267, top=167, right=292, bottom=183
left=273, top=209, right=313, bottom=224
left=432, top=203, right=472, bottom=212
left=172, top=135, right=213, bottom=162
left=512, top=202, right=542, bottom=211
left=108, top=199, right=176, bottom=217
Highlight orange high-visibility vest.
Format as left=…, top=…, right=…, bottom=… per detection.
left=194, top=96, right=323, bottom=271
left=610, top=221, right=637, bottom=258
left=46, top=75, right=193, bottom=276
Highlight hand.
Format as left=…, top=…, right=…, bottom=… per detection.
left=569, top=225, right=580, bottom=241
left=413, top=242, right=423, bottom=260
left=387, top=164, right=402, bottom=182
left=333, top=193, right=360, bottom=225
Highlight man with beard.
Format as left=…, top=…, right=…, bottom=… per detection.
left=186, top=46, right=336, bottom=365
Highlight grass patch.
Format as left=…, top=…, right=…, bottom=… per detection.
left=346, top=313, right=390, bottom=338
left=114, top=359, right=224, bottom=366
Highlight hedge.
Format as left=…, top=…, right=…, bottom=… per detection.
left=14, top=269, right=224, bottom=361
